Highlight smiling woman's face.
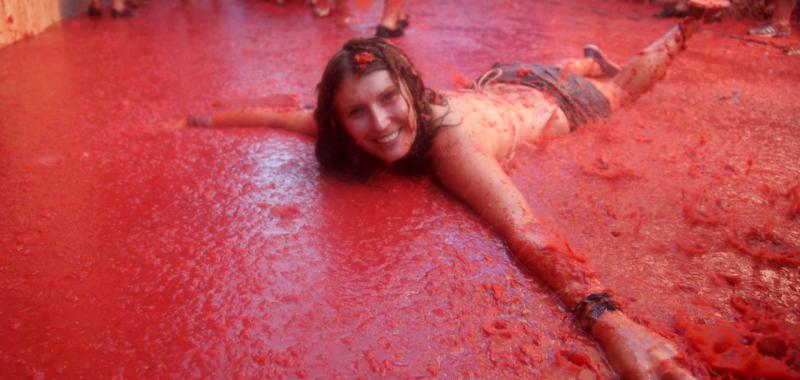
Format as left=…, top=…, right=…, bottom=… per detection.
left=334, top=70, right=416, bottom=164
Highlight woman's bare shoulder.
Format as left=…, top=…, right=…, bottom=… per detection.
left=429, top=99, right=496, bottom=162
left=433, top=92, right=513, bottom=159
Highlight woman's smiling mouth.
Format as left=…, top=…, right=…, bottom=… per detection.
left=377, top=130, right=400, bottom=144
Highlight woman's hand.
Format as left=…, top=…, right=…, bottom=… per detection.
left=592, top=311, right=696, bottom=380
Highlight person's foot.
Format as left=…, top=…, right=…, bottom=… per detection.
left=583, top=45, right=620, bottom=78
left=397, top=15, right=410, bottom=29
left=654, top=4, right=688, bottom=18
left=310, top=0, right=332, bottom=17
left=88, top=3, right=103, bottom=18
left=749, top=24, right=791, bottom=38
left=375, top=24, right=404, bottom=38
left=592, top=312, right=696, bottom=379
left=111, top=7, right=135, bottom=18
left=675, top=0, right=729, bottom=42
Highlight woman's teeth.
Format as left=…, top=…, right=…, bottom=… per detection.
left=377, top=130, right=400, bottom=144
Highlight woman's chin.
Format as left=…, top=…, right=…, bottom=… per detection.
left=377, top=149, right=408, bottom=164
left=373, top=131, right=415, bottom=163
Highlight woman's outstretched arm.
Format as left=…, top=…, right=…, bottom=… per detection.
left=430, top=128, right=695, bottom=379
left=430, top=126, right=602, bottom=307
left=188, top=108, right=317, bottom=137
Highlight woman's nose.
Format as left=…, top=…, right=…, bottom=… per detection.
left=369, top=106, right=390, bottom=131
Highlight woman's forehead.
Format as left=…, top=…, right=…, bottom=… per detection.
left=335, top=70, right=397, bottom=103
left=347, top=70, right=395, bottom=88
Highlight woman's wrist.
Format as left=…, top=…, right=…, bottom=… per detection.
left=572, top=292, right=622, bottom=334
left=187, top=114, right=212, bottom=127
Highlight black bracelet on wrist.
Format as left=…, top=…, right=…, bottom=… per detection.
left=187, top=114, right=212, bottom=127
left=572, top=292, right=621, bottom=332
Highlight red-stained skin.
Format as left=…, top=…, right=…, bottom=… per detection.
left=0, top=0, right=798, bottom=379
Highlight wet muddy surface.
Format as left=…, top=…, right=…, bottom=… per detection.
left=1, top=0, right=798, bottom=378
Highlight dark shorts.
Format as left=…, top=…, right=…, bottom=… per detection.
left=478, top=62, right=612, bottom=130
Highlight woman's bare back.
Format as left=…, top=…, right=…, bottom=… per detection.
left=435, top=84, right=570, bottom=163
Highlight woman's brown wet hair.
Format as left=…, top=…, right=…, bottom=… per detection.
left=314, top=37, right=446, bottom=181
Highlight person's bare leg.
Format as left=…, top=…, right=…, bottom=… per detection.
left=110, top=0, right=135, bottom=17
left=112, top=0, right=126, bottom=12
left=608, top=18, right=699, bottom=105
left=675, top=0, right=690, bottom=12
left=334, top=0, right=356, bottom=23
left=313, top=0, right=333, bottom=17
left=593, top=1, right=730, bottom=107
left=89, top=0, right=103, bottom=17
left=582, top=22, right=694, bottom=111
left=90, top=0, right=102, bottom=9
left=559, top=45, right=620, bottom=78
left=749, top=0, right=796, bottom=36
left=772, top=0, right=796, bottom=31
left=375, top=0, right=407, bottom=37
left=378, top=0, right=407, bottom=30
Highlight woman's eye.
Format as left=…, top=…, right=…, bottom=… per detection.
left=348, top=107, right=364, bottom=117
left=382, top=91, right=398, bottom=103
